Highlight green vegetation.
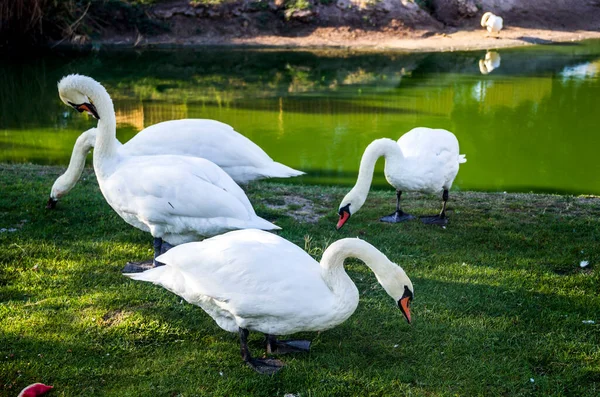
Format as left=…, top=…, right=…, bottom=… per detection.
left=1, top=163, right=599, bottom=396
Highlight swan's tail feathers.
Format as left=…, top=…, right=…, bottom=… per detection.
left=124, top=265, right=169, bottom=283
left=262, top=162, right=305, bottom=179
left=250, top=216, right=282, bottom=231
left=124, top=265, right=189, bottom=298
left=458, top=154, right=467, bottom=164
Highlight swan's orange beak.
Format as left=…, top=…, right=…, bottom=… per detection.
left=336, top=211, right=350, bottom=230
left=78, top=103, right=100, bottom=119
left=69, top=101, right=100, bottom=119
left=399, top=296, right=411, bottom=324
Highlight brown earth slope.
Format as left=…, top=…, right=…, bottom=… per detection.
left=60, top=0, right=600, bottom=50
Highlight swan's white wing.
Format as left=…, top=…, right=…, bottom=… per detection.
left=123, top=119, right=271, bottom=169
left=122, top=119, right=303, bottom=183
left=102, top=155, right=275, bottom=234
left=396, top=128, right=461, bottom=191
left=129, top=230, right=334, bottom=329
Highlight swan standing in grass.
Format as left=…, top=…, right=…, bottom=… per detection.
left=481, top=12, right=503, bottom=37
left=337, top=127, right=466, bottom=229
left=125, top=229, right=414, bottom=374
left=57, top=74, right=279, bottom=271
left=46, top=120, right=304, bottom=208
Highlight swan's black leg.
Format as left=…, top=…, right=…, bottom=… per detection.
left=420, top=189, right=449, bottom=226
left=266, top=334, right=311, bottom=354
left=160, top=241, right=174, bottom=254
left=380, top=190, right=415, bottom=223
left=122, top=237, right=165, bottom=273
left=239, top=328, right=284, bottom=374
left=152, top=237, right=166, bottom=267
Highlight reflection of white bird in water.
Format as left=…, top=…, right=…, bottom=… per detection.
left=481, top=12, right=503, bottom=37
left=479, top=51, right=501, bottom=75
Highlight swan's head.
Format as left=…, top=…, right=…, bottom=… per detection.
left=18, top=383, right=53, bottom=397
left=58, top=74, right=100, bottom=119
left=336, top=189, right=366, bottom=230
left=375, top=264, right=414, bottom=324
left=46, top=176, right=69, bottom=209
left=481, top=12, right=493, bottom=27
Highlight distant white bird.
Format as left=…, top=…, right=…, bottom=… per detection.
left=481, top=12, right=503, bottom=37
left=337, top=127, right=466, bottom=229
left=57, top=74, right=279, bottom=270
left=479, top=51, right=501, bottom=74
left=125, top=229, right=414, bottom=374
left=47, top=120, right=304, bottom=208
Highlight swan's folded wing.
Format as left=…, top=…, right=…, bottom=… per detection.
left=104, top=156, right=254, bottom=222
left=123, top=119, right=274, bottom=170
left=155, top=230, right=332, bottom=318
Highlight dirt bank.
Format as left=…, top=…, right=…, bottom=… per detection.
left=51, top=0, right=600, bottom=51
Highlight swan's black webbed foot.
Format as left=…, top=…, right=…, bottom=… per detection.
left=122, top=260, right=155, bottom=273
left=240, top=328, right=285, bottom=374
left=246, top=357, right=285, bottom=375
left=266, top=335, right=311, bottom=354
left=420, top=214, right=448, bottom=226
left=380, top=211, right=415, bottom=223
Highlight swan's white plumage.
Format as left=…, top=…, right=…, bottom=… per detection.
left=479, top=51, right=501, bottom=75
left=50, top=116, right=303, bottom=201
left=119, top=119, right=304, bottom=184
left=339, top=127, right=466, bottom=216
left=125, top=229, right=413, bottom=335
left=57, top=74, right=279, bottom=245
left=481, top=12, right=503, bottom=34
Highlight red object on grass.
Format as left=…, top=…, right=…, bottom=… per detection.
left=17, top=383, right=53, bottom=397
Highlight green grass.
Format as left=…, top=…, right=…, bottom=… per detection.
left=1, top=163, right=599, bottom=396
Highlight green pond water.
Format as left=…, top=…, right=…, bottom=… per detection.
left=2, top=41, right=600, bottom=194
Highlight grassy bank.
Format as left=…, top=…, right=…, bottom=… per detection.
left=1, top=163, right=599, bottom=396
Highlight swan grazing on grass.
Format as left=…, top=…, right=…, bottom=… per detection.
left=57, top=74, right=279, bottom=270
left=125, top=229, right=413, bottom=374
left=481, top=12, right=503, bottom=37
left=46, top=119, right=304, bottom=208
left=337, top=127, right=466, bottom=229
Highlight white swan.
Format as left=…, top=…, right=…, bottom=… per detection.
left=479, top=51, right=501, bottom=75
left=57, top=74, right=280, bottom=269
left=481, top=12, right=503, bottom=37
left=125, top=228, right=414, bottom=374
left=47, top=118, right=304, bottom=208
left=337, top=127, right=466, bottom=229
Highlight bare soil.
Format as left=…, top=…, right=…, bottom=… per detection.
left=85, top=0, right=600, bottom=51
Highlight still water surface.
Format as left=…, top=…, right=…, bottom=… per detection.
left=2, top=41, right=600, bottom=194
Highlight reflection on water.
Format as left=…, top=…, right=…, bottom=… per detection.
left=2, top=41, right=600, bottom=194
left=479, top=51, right=501, bottom=75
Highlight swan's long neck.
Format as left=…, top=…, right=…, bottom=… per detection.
left=345, top=138, right=404, bottom=213
left=51, top=128, right=96, bottom=198
left=319, top=238, right=398, bottom=311
left=84, top=79, right=119, bottom=173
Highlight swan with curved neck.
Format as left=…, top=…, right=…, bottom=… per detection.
left=337, top=127, right=466, bottom=229
left=125, top=229, right=413, bottom=374
left=48, top=87, right=304, bottom=209
left=47, top=128, right=96, bottom=208
left=479, top=51, right=501, bottom=75
left=57, top=74, right=280, bottom=270
left=481, top=12, right=503, bottom=37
